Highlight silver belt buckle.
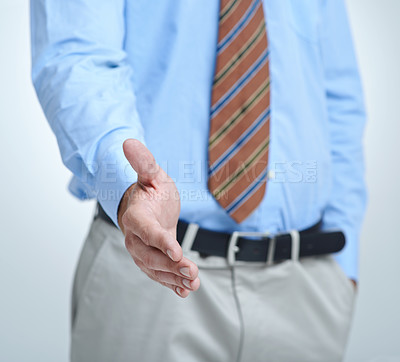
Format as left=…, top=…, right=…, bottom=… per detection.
left=227, top=231, right=271, bottom=266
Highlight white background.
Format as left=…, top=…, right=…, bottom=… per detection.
left=0, top=0, right=399, bottom=361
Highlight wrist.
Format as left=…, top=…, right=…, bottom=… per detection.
left=117, top=182, right=136, bottom=233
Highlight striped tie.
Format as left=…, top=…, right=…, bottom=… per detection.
left=208, top=0, right=270, bottom=223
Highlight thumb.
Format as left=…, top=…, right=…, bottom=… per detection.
left=123, top=139, right=159, bottom=186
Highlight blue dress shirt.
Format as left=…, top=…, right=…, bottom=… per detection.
left=30, top=0, right=367, bottom=280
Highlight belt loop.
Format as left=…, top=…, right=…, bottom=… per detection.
left=266, top=237, right=276, bottom=265
left=181, top=223, right=199, bottom=253
left=289, top=230, right=300, bottom=261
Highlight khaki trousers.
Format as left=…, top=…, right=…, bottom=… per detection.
left=71, top=218, right=356, bottom=362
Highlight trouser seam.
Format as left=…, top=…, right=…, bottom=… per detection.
left=231, top=267, right=245, bottom=362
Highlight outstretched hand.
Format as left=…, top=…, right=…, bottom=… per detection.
left=118, top=139, right=200, bottom=298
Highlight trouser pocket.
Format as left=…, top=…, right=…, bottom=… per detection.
left=71, top=219, right=111, bottom=331
left=234, top=255, right=356, bottom=362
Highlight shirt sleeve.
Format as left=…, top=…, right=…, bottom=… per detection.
left=30, top=0, right=142, bottom=227
left=319, top=0, right=367, bottom=281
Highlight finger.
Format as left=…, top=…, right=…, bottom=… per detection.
left=124, top=212, right=182, bottom=262
left=165, top=284, right=190, bottom=298
left=155, top=276, right=190, bottom=298
left=123, top=139, right=159, bottom=186
left=164, top=284, right=190, bottom=298
left=136, top=260, right=200, bottom=291
left=150, top=269, right=201, bottom=291
left=135, top=260, right=191, bottom=298
left=157, top=272, right=200, bottom=291
left=128, top=234, right=199, bottom=279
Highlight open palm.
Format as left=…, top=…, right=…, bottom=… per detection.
left=119, top=139, right=200, bottom=298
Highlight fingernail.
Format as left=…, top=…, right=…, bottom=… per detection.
left=167, top=249, right=174, bottom=260
left=182, top=279, right=191, bottom=289
left=176, top=287, right=183, bottom=296
left=180, top=267, right=190, bottom=278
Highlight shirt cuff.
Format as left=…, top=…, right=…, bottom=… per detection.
left=93, top=132, right=141, bottom=228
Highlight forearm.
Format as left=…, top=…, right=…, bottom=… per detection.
left=320, top=0, right=367, bottom=281
left=118, top=183, right=137, bottom=234
left=31, top=0, right=143, bottom=225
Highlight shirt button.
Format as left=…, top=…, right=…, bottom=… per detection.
left=268, top=170, right=275, bottom=180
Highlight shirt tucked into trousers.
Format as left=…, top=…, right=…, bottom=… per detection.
left=71, top=219, right=355, bottom=362
left=30, top=0, right=365, bottom=361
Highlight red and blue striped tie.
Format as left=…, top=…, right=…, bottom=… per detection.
left=208, top=0, right=270, bottom=223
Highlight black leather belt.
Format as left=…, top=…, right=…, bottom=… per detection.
left=96, top=203, right=345, bottom=264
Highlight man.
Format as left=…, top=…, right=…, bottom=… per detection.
left=31, top=0, right=366, bottom=361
